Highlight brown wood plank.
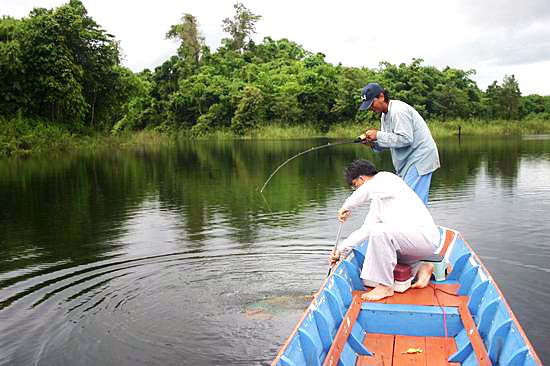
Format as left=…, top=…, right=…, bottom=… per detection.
left=425, top=336, right=446, bottom=366
left=357, top=334, right=461, bottom=366
left=356, top=333, right=394, bottom=366
left=322, top=294, right=363, bottom=366
left=362, top=285, right=461, bottom=307
left=433, top=283, right=459, bottom=296
left=458, top=298, right=492, bottom=366
left=425, top=336, right=462, bottom=366
left=384, top=286, right=435, bottom=305
left=393, top=335, right=427, bottom=366
left=445, top=337, right=461, bottom=366
left=353, top=284, right=461, bottom=307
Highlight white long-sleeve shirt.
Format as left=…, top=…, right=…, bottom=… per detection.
left=337, top=172, right=439, bottom=253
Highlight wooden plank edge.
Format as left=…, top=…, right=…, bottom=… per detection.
left=458, top=298, right=492, bottom=366
left=323, top=293, right=363, bottom=366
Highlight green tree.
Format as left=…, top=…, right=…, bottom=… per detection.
left=521, top=94, right=550, bottom=119
left=1, top=1, right=125, bottom=130
left=166, top=13, right=205, bottom=68
left=484, top=75, right=522, bottom=120
left=221, top=2, right=262, bottom=53
left=111, top=68, right=154, bottom=132
left=500, top=74, right=522, bottom=120
left=231, top=85, right=265, bottom=134
left=483, top=81, right=501, bottom=119
left=247, top=37, right=306, bottom=63
left=430, top=68, right=480, bottom=119
left=18, top=5, right=89, bottom=125
left=57, top=0, right=122, bottom=128
left=378, top=59, right=430, bottom=116
left=0, top=17, right=25, bottom=115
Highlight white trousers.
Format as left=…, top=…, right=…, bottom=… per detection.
left=360, top=223, right=439, bottom=287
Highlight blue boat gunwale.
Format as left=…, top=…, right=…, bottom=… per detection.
left=456, top=230, right=542, bottom=365
left=271, top=225, right=542, bottom=366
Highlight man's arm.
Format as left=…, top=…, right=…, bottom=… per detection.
left=370, top=109, right=414, bottom=149
left=331, top=185, right=370, bottom=263
left=331, top=223, right=369, bottom=264
left=335, top=207, right=379, bottom=257
left=336, top=220, right=371, bottom=253
left=341, top=181, right=372, bottom=212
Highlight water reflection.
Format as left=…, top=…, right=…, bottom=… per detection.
left=1, top=135, right=550, bottom=365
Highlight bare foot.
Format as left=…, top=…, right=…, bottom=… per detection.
left=411, top=263, right=434, bottom=288
left=361, top=285, right=394, bottom=301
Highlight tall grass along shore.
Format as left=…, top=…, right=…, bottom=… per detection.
left=2, top=117, right=550, bottom=157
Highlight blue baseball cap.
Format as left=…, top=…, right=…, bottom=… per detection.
left=359, top=83, right=384, bottom=111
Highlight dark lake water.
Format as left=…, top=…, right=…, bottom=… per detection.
left=1, top=136, right=549, bottom=365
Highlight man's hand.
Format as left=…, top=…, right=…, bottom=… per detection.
left=358, top=133, right=375, bottom=148
left=329, top=248, right=341, bottom=265
left=338, top=208, right=350, bottom=223
left=364, top=129, right=378, bottom=141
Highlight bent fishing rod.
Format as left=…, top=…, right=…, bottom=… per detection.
left=259, top=136, right=365, bottom=193
left=327, top=221, right=344, bottom=276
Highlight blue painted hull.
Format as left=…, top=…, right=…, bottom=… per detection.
left=271, top=227, right=542, bottom=366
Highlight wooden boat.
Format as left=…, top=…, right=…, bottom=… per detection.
left=271, top=226, right=542, bottom=366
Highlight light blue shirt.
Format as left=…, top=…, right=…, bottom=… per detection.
left=371, top=100, right=440, bottom=177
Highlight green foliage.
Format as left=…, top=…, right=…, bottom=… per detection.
left=484, top=74, right=522, bottom=120
left=166, top=13, right=205, bottom=68
left=0, top=0, right=135, bottom=131
left=2, top=0, right=550, bottom=155
left=0, top=17, right=25, bottom=110
left=376, top=59, right=482, bottom=119
left=232, top=85, right=265, bottom=134
left=0, top=115, right=75, bottom=156
left=112, top=70, right=155, bottom=132
left=221, top=2, right=262, bottom=53
left=521, top=93, right=550, bottom=121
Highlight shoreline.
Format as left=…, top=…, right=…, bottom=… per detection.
left=2, top=119, right=550, bottom=158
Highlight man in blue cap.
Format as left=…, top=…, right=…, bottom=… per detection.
left=359, top=83, right=440, bottom=205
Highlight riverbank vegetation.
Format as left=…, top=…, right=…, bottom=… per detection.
left=2, top=1, right=550, bottom=156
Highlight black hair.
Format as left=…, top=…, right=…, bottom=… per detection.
left=344, top=160, right=378, bottom=186
left=382, top=89, right=391, bottom=102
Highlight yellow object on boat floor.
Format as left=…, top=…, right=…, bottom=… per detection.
left=403, top=347, right=423, bottom=354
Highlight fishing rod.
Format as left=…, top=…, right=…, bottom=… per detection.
left=327, top=221, right=344, bottom=276
left=259, top=137, right=364, bottom=193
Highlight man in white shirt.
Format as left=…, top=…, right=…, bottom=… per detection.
left=330, top=160, right=440, bottom=301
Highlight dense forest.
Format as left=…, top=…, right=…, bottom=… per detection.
left=1, top=0, right=550, bottom=154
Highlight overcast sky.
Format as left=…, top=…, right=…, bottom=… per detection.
left=3, top=0, right=550, bottom=95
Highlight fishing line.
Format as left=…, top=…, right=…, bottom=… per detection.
left=259, top=137, right=363, bottom=193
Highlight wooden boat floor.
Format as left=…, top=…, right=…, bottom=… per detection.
left=353, top=283, right=462, bottom=307
left=357, top=333, right=460, bottom=366
left=355, top=284, right=463, bottom=366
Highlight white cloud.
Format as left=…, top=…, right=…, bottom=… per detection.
left=2, top=0, right=550, bottom=95
left=456, top=0, right=550, bottom=29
